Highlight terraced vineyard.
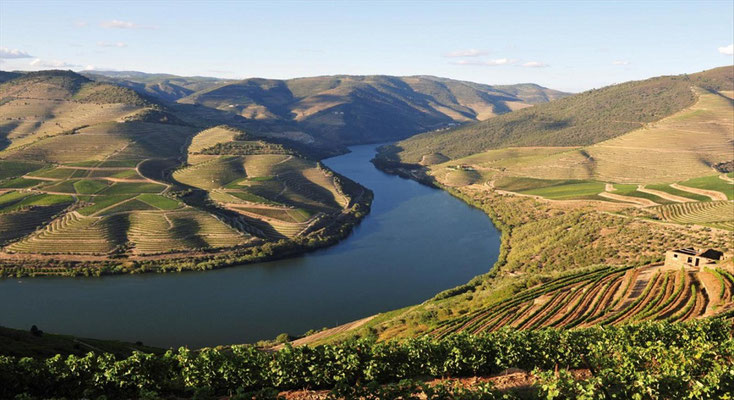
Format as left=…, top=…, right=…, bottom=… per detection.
left=176, top=134, right=350, bottom=240
left=126, top=210, right=250, bottom=255
left=651, top=201, right=734, bottom=230
left=0, top=71, right=371, bottom=273
left=6, top=212, right=124, bottom=255
left=429, top=264, right=734, bottom=338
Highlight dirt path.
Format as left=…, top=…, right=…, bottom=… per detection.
left=135, top=159, right=173, bottom=190
left=599, top=191, right=658, bottom=206
left=274, top=155, right=294, bottom=165
left=671, top=183, right=728, bottom=201
left=57, top=166, right=131, bottom=171
left=273, top=315, right=376, bottom=349
left=698, top=269, right=723, bottom=317
left=104, top=177, right=152, bottom=184
left=22, top=175, right=60, bottom=181
left=637, top=185, right=691, bottom=203
left=720, top=174, right=734, bottom=184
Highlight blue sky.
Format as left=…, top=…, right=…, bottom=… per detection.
left=1, top=1, right=732, bottom=92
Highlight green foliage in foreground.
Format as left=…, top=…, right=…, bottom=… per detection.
left=1, top=319, right=731, bottom=399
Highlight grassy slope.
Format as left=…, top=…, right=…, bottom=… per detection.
left=385, top=66, right=733, bottom=164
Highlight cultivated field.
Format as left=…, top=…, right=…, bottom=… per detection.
left=429, top=264, right=734, bottom=337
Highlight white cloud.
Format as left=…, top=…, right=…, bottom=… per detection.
left=99, top=19, right=155, bottom=29
left=719, top=44, right=733, bottom=55
left=74, top=20, right=88, bottom=28
left=100, top=19, right=136, bottom=29
left=0, top=47, right=32, bottom=59
left=613, top=60, right=630, bottom=65
left=452, top=58, right=513, bottom=66
left=29, top=58, right=81, bottom=68
left=521, top=61, right=548, bottom=68
left=445, top=49, right=487, bottom=58
left=97, top=41, right=128, bottom=48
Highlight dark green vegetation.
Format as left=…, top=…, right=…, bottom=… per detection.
left=2, top=320, right=731, bottom=399
left=0, top=326, right=161, bottom=359
left=381, top=66, right=732, bottom=163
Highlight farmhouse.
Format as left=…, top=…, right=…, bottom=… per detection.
left=664, top=248, right=723, bottom=269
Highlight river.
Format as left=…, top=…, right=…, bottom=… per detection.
left=0, top=144, right=500, bottom=348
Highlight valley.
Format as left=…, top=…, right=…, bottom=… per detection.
left=0, top=70, right=564, bottom=275
left=1, top=66, right=733, bottom=399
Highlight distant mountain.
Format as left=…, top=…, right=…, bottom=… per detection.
left=75, top=71, right=569, bottom=145
left=176, top=75, right=569, bottom=144
left=82, top=70, right=228, bottom=103
left=380, top=66, right=734, bottom=163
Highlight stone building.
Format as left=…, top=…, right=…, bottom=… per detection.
left=664, top=248, right=724, bottom=269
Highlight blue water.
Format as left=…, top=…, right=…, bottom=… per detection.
left=0, top=144, right=500, bottom=348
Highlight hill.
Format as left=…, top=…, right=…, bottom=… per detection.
left=0, top=70, right=161, bottom=153
left=0, top=70, right=372, bottom=275
left=313, top=67, right=734, bottom=348
left=82, top=70, right=228, bottom=103
left=380, top=66, right=734, bottom=163
left=177, top=75, right=569, bottom=144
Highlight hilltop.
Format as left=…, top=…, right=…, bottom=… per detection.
left=178, top=75, right=568, bottom=144
left=380, top=66, right=733, bottom=163
left=77, top=70, right=569, bottom=145
left=0, top=70, right=372, bottom=275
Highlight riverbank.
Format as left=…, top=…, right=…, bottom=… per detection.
left=0, top=169, right=373, bottom=278
left=0, top=144, right=501, bottom=347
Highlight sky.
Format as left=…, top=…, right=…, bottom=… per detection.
left=1, top=0, right=732, bottom=92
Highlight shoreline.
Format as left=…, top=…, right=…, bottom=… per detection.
left=0, top=170, right=374, bottom=278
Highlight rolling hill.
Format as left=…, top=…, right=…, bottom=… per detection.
left=0, top=70, right=371, bottom=273
left=75, top=70, right=568, bottom=145
left=380, top=66, right=733, bottom=164
left=177, top=75, right=569, bottom=144
left=82, top=70, right=229, bottom=103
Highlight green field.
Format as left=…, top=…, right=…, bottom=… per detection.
left=73, top=179, right=109, bottom=194
left=0, top=177, right=43, bottom=189
left=679, top=175, right=734, bottom=200
left=77, top=194, right=137, bottom=216
left=0, top=160, right=44, bottom=180
left=136, top=194, right=182, bottom=210
left=98, top=199, right=157, bottom=215
left=644, top=183, right=710, bottom=202
left=98, top=182, right=165, bottom=195
left=39, top=180, right=78, bottom=193
left=0, top=191, right=31, bottom=211
left=27, top=167, right=75, bottom=180
left=495, top=176, right=606, bottom=200
left=612, top=184, right=672, bottom=204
